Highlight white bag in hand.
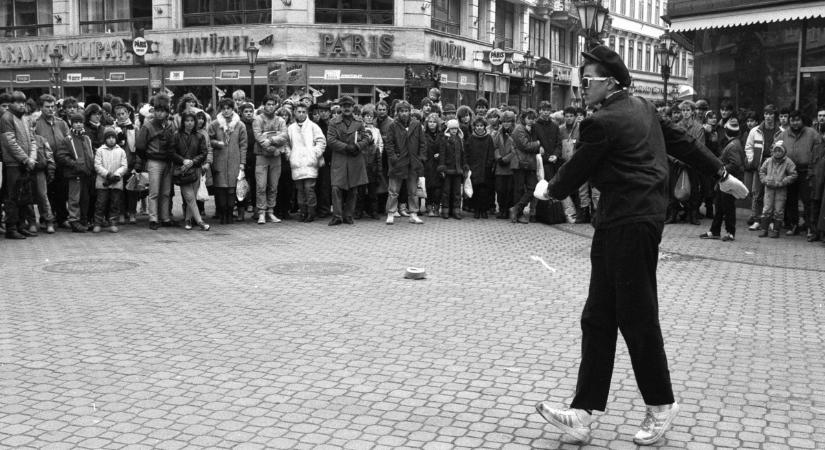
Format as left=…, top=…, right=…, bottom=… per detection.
left=236, top=178, right=249, bottom=202
left=534, top=179, right=550, bottom=200
left=719, top=176, right=749, bottom=199
left=462, top=170, right=473, bottom=198
left=196, top=174, right=209, bottom=201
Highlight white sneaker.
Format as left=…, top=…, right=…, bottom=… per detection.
left=535, top=402, right=592, bottom=444
left=267, top=213, right=281, bottom=223
left=748, top=221, right=761, bottom=231
left=409, top=213, right=423, bottom=224
left=633, top=402, right=680, bottom=446
left=257, top=213, right=266, bottom=224
left=386, top=213, right=395, bottom=225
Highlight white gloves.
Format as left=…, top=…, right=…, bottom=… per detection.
left=719, top=175, right=749, bottom=199
left=534, top=179, right=550, bottom=200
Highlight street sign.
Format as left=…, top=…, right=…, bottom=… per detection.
left=489, top=48, right=506, bottom=66
left=132, top=37, right=149, bottom=57
left=535, top=57, right=552, bottom=75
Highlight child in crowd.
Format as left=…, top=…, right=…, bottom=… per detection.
left=55, top=113, right=95, bottom=233
left=92, top=127, right=127, bottom=233
left=758, top=141, right=797, bottom=238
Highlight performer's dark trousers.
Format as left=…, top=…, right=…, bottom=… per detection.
left=570, top=220, right=675, bottom=411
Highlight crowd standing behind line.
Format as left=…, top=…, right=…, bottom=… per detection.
left=2, top=87, right=824, bottom=244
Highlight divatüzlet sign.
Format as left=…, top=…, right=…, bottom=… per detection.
left=430, top=40, right=466, bottom=61
left=319, top=33, right=393, bottom=58
left=172, top=34, right=252, bottom=56
left=0, top=40, right=127, bottom=64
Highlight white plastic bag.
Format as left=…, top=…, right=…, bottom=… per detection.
left=462, top=170, right=473, bottom=198
left=236, top=178, right=249, bottom=202
left=416, top=176, right=427, bottom=199
left=196, top=174, right=209, bottom=201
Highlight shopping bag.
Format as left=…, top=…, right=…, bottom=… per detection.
left=196, top=174, right=210, bottom=201
left=416, top=176, right=427, bottom=199
left=236, top=178, right=249, bottom=202
left=674, top=168, right=691, bottom=202
left=125, top=172, right=149, bottom=192
left=462, top=170, right=473, bottom=198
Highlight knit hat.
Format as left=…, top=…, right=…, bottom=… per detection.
left=501, top=110, right=517, bottom=122
left=103, top=126, right=118, bottom=140
left=443, top=103, right=457, bottom=114
left=445, top=119, right=460, bottom=130
left=725, top=121, right=740, bottom=133
left=772, top=140, right=786, bottom=154
left=69, top=112, right=84, bottom=124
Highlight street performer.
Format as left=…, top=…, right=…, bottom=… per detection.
left=534, top=45, right=748, bottom=446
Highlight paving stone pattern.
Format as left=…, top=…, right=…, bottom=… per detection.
left=1, top=212, right=823, bottom=449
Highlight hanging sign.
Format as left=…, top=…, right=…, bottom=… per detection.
left=489, top=48, right=506, bottom=66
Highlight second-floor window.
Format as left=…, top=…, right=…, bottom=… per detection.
left=1, top=0, right=53, bottom=37
left=79, top=0, right=152, bottom=33
left=529, top=17, right=547, bottom=59
left=494, top=0, right=515, bottom=49
left=316, top=0, right=393, bottom=25
left=432, top=0, right=461, bottom=35
left=183, top=0, right=272, bottom=27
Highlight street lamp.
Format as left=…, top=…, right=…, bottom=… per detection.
left=48, top=47, right=63, bottom=97
left=245, top=42, right=259, bottom=105
left=522, top=50, right=536, bottom=108
left=573, top=0, right=610, bottom=49
left=656, top=30, right=679, bottom=105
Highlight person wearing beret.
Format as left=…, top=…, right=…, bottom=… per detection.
left=535, top=45, right=748, bottom=446
left=325, top=96, right=369, bottom=225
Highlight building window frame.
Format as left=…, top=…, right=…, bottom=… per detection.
left=627, top=39, right=634, bottom=69
left=316, top=0, right=394, bottom=25
left=529, top=17, right=547, bottom=59
left=183, top=0, right=272, bottom=28
left=432, top=0, right=461, bottom=35
left=79, top=0, right=152, bottom=34
left=0, top=0, right=53, bottom=38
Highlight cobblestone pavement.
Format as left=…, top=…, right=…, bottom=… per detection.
left=1, top=209, right=823, bottom=449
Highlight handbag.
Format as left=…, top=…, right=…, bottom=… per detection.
left=236, top=177, right=249, bottom=202
left=674, top=168, right=691, bottom=201
left=172, top=166, right=198, bottom=185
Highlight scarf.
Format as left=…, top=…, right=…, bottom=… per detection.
left=117, top=118, right=134, bottom=130
left=216, top=112, right=241, bottom=134
left=71, top=127, right=86, bottom=137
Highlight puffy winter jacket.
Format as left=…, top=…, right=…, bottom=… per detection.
left=759, top=156, right=797, bottom=188
left=287, top=119, right=326, bottom=180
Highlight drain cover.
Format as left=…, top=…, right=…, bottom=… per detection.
left=43, top=260, right=141, bottom=274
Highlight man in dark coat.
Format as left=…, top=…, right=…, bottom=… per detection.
left=383, top=100, right=427, bottom=225
left=326, top=96, right=369, bottom=225
left=534, top=45, right=748, bottom=446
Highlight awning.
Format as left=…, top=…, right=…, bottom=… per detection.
left=670, top=1, right=825, bottom=32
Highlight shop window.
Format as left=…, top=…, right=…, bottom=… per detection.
left=316, top=0, right=394, bottom=25
left=433, top=0, right=462, bottom=35
left=79, top=0, right=152, bottom=34
left=0, top=0, right=53, bottom=38
left=529, top=17, right=547, bottom=59
left=307, top=85, right=339, bottom=104
left=804, top=18, right=825, bottom=67
left=494, top=0, right=515, bottom=48
left=183, top=0, right=272, bottom=27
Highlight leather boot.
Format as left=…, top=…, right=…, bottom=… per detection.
left=758, top=218, right=770, bottom=238
left=575, top=207, right=591, bottom=224
left=687, top=210, right=701, bottom=225
left=770, top=220, right=782, bottom=238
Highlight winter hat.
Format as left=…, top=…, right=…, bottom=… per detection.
left=443, top=103, right=457, bottom=114
left=69, top=112, right=85, bottom=124
left=446, top=119, right=460, bottom=130
left=102, top=102, right=113, bottom=115
left=501, top=110, right=517, bottom=122
left=103, top=126, right=118, bottom=140
left=725, top=121, right=740, bottom=133
left=772, top=140, right=786, bottom=155
left=138, top=103, right=152, bottom=118
left=84, top=103, right=102, bottom=120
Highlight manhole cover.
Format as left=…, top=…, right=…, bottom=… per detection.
left=43, top=260, right=141, bottom=274
left=267, top=262, right=363, bottom=276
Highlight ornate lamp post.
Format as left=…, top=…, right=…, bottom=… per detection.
left=522, top=50, right=536, bottom=109
left=572, top=0, right=610, bottom=49
left=48, top=48, right=63, bottom=97
left=656, top=30, right=679, bottom=105
left=245, top=42, right=259, bottom=104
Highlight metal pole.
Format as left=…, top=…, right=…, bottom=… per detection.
left=249, top=67, right=256, bottom=105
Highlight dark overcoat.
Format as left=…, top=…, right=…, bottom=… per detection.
left=385, top=118, right=426, bottom=179
left=327, top=115, right=369, bottom=189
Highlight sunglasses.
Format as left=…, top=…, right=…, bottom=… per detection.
left=581, top=77, right=611, bottom=89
